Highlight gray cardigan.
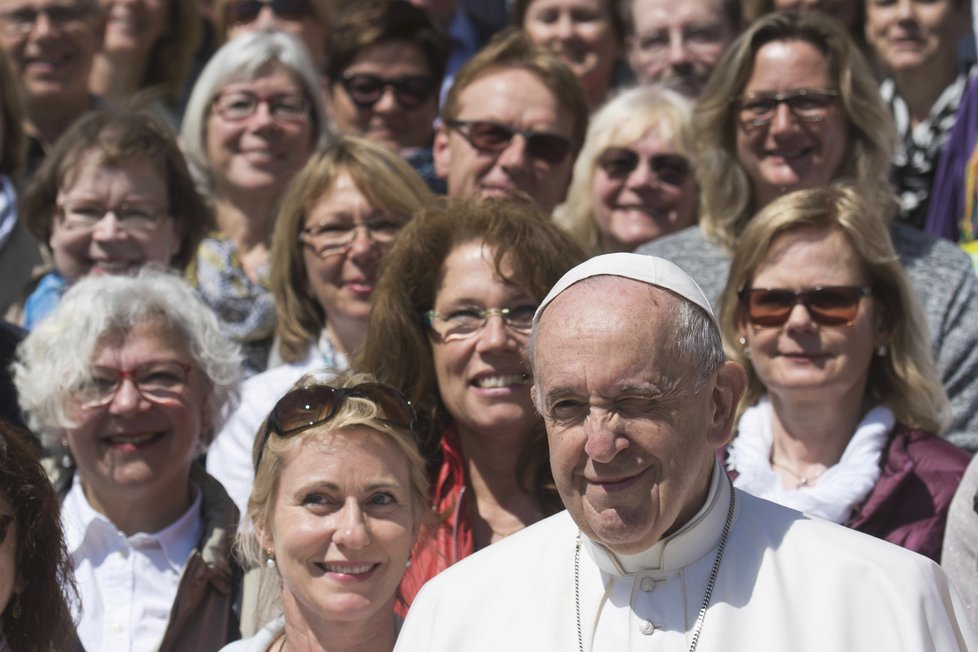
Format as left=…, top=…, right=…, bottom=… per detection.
left=638, top=222, right=978, bottom=452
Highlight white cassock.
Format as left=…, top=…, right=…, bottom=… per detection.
left=395, top=461, right=976, bottom=651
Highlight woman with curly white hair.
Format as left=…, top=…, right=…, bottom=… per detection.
left=13, top=269, right=244, bottom=652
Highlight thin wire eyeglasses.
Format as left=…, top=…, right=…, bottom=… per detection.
left=212, top=90, right=310, bottom=124
left=72, top=362, right=193, bottom=409
left=299, top=219, right=404, bottom=257
left=56, top=202, right=170, bottom=235
left=731, top=88, right=839, bottom=130
left=425, top=306, right=537, bottom=342
left=0, top=4, right=93, bottom=36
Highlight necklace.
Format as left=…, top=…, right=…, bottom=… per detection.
left=770, top=458, right=826, bottom=488
left=574, top=478, right=736, bottom=652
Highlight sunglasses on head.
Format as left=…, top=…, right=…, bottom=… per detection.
left=596, top=148, right=692, bottom=186
left=224, top=0, right=312, bottom=25
left=738, top=286, right=872, bottom=328
left=339, top=73, right=436, bottom=111
left=254, top=383, right=415, bottom=471
left=445, top=120, right=574, bottom=165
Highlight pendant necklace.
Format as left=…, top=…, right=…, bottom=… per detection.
left=770, top=458, right=826, bottom=488
left=574, top=478, right=736, bottom=652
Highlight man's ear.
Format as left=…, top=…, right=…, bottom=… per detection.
left=432, top=125, right=451, bottom=180
left=706, top=361, right=747, bottom=449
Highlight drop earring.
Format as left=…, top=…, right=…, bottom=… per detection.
left=876, top=344, right=888, bottom=357
left=11, top=592, right=21, bottom=620
left=265, top=549, right=276, bottom=569
left=60, top=440, right=72, bottom=469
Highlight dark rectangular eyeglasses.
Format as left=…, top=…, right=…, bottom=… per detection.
left=224, top=0, right=313, bottom=25
left=445, top=120, right=574, bottom=165
left=339, top=73, right=436, bottom=110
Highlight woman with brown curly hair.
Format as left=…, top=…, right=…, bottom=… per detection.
left=356, top=197, right=586, bottom=606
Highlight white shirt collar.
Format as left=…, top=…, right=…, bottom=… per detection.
left=63, top=474, right=203, bottom=572
left=583, top=459, right=730, bottom=575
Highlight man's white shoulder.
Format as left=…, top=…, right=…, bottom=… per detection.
left=396, top=511, right=582, bottom=651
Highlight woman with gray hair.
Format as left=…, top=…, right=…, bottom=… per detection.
left=13, top=269, right=244, bottom=652
left=555, top=84, right=697, bottom=254
left=181, top=29, right=329, bottom=376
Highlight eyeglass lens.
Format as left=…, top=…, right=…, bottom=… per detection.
left=58, top=202, right=167, bottom=234
left=596, top=148, right=692, bottom=186
left=425, top=305, right=537, bottom=341
left=225, top=0, right=312, bottom=24
left=734, top=88, right=838, bottom=128
left=301, top=219, right=403, bottom=256
left=213, top=90, right=309, bottom=123
left=446, top=120, right=573, bottom=165
left=0, top=4, right=91, bottom=34
left=340, top=73, right=435, bottom=110
left=74, top=362, right=192, bottom=408
left=740, top=286, right=870, bottom=328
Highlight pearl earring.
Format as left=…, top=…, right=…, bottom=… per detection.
left=265, top=549, right=276, bottom=569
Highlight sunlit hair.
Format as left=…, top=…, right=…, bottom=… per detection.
left=555, top=84, right=695, bottom=254
left=0, top=424, right=76, bottom=652
left=355, top=196, right=586, bottom=511
left=620, top=0, right=741, bottom=36
left=0, top=49, right=23, bottom=179
left=326, top=0, right=449, bottom=86
left=13, top=269, right=242, bottom=447
left=719, top=183, right=949, bottom=433
left=180, top=29, right=330, bottom=196
left=440, top=29, right=590, bottom=152
left=527, top=276, right=725, bottom=402
left=512, top=0, right=627, bottom=44
left=270, top=136, right=435, bottom=363
left=694, top=10, right=893, bottom=250
left=239, top=370, right=430, bottom=623
left=21, top=109, right=210, bottom=271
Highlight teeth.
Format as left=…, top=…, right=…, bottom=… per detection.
left=94, top=261, right=137, bottom=273
left=323, top=563, right=374, bottom=574
left=475, top=375, right=525, bottom=388
left=107, top=433, right=156, bottom=445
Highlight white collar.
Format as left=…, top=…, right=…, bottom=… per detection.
left=63, top=474, right=203, bottom=572
left=583, top=460, right=730, bottom=576
left=728, top=397, right=893, bottom=523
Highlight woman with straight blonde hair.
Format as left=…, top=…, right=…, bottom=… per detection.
left=720, top=183, right=968, bottom=561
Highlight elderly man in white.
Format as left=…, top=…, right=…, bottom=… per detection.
left=394, top=253, right=975, bottom=652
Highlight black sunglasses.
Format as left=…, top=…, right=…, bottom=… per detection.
left=339, top=73, right=436, bottom=111
left=224, top=0, right=312, bottom=25
left=445, top=119, right=574, bottom=165
left=254, top=383, right=415, bottom=471
left=738, top=286, right=872, bottom=328
left=596, top=148, right=692, bottom=186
